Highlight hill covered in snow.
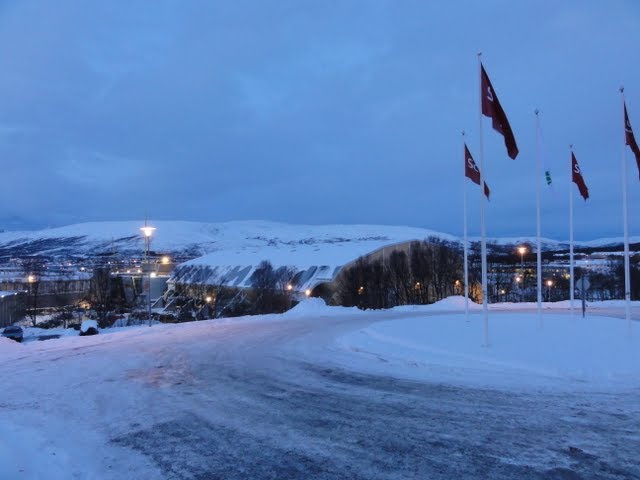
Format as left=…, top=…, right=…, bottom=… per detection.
left=0, top=220, right=637, bottom=262
left=0, top=220, right=455, bottom=261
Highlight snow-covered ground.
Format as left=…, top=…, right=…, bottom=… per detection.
left=338, top=303, right=640, bottom=390
left=1, top=299, right=639, bottom=479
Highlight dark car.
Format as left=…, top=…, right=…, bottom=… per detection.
left=2, top=325, right=24, bottom=343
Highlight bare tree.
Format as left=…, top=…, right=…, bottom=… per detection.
left=250, top=261, right=297, bottom=314
left=86, top=267, right=125, bottom=328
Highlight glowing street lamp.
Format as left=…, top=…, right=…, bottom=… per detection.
left=140, top=225, right=156, bottom=238
left=517, top=246, right=527, bottom=275
left=161, top=256, right=171, bottom=265
left=546, top=279, right=553, bottom=301
left=26, top=274, right=39, bottom=324
left=140, top=220, right=156, bottom=327
left=205, top=296, right=212, bottom=303
left=140, top=225, right=156, bottom=262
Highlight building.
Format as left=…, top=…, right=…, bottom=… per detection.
left=0, top=291, right=27, bottom=328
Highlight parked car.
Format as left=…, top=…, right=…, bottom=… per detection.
left=79, top=320, right=99, bottom=336
left=2, top=325, right=24, bottom=343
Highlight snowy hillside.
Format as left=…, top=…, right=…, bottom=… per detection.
left=1, top=219, right=637, bottom=259
left=156, top=222, right=459, bottom=291
left=0, top=220, right=456, bottom=261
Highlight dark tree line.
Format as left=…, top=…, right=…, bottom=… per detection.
left=336, top=238, right=464, bottom=309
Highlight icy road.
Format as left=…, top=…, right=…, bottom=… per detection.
left=1, top=306, right=639, bottom=479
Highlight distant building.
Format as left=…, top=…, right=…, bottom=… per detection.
left=0, top=291, right=26, bottom=328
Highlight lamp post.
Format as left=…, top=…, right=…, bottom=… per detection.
left=518, top=246, right=527, bottom=274
left=517, top=246, right=527, bottom=302
left=140, top=222, right=156, bottom=326
left=546, top=279, right=553, bottom=302
left=26, top=274, right=38, bottom=325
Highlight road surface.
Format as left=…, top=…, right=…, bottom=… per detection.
left=2, top=309, right=639, bottom=479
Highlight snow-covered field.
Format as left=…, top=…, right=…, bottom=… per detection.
left=338, top=302, right=640, bottom=390
left=1, top=299, right=639, bottom=479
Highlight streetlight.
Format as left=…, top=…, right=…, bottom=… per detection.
left=517, top=246, right=527, bottom=274
left=140, top=224, right=156, bottom=263
left=26, top=274, right=38, bottom=324
left=546, top=279, right=553, bottom=302
left=140, top=221, right=156, bottom=327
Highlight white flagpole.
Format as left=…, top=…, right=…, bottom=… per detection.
left=535, top=110, right=543, bottom=327
left=569, top=145, right=575, bottom=320
left=462, top=131, right=470, bottom=323
left=478, top=53, right=489, bottom=346
left=620, top=87, right=632, bottom=335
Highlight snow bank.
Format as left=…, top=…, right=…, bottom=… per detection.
left=391, top=296, right=482, bottom=312
left=282, top=298, right=361, bottom=318
left=392, top=296, right=640, bottom=312
left=0, top=337, right=22, bottom=350
left=339, top=312, right=640, bottom=389
left=488, top=299, right=640, bottom=310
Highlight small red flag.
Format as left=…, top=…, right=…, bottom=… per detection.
left=624, top=102, right=640, bottom=179
left=481, top=63, right=519, bottom=160
left=571, top=152, right=589, bottom=201
left=465, top=143, right=490, bottom=199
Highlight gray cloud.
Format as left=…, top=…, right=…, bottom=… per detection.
left=0, top=0, right=638, bottom=240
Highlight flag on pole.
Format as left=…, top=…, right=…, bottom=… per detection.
left=572, top=152, right=589, bottom=200
left=624, top=102, right=640, bottom=179
left=464, top=143, right=490, bottom=199
left=480, top=63, right=519, bottom=160
left=539, top=129, right=554, bottom=189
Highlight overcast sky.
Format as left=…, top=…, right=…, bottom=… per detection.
left=0, top=0, right=638, bottom=240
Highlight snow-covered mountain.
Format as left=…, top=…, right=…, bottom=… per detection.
left=0, top=220, right=637, bottom=291
left=0, top=220, right=637, bottom=262
left=0, top=220, right=454, bottom=260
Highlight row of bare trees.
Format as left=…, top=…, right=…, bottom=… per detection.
left=336, top=238, right=464, bottom=309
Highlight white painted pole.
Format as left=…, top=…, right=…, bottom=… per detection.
left=478, top=53, right=489, bottom=347
left=463, top=132, right=470, bottom=323
left=534, top=110, right=543, bottom=328
left=620, top=87, right=632, bottom=335
left=569, top=146, right=575, bottom=320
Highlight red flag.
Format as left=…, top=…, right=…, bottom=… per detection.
left=572, top=152, right=589, bottom=201
left=465, top=143, right=490, bottom=199
left=481, top=63, right=519, bottom=160
left=624, top=102, right=640, bottom=179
